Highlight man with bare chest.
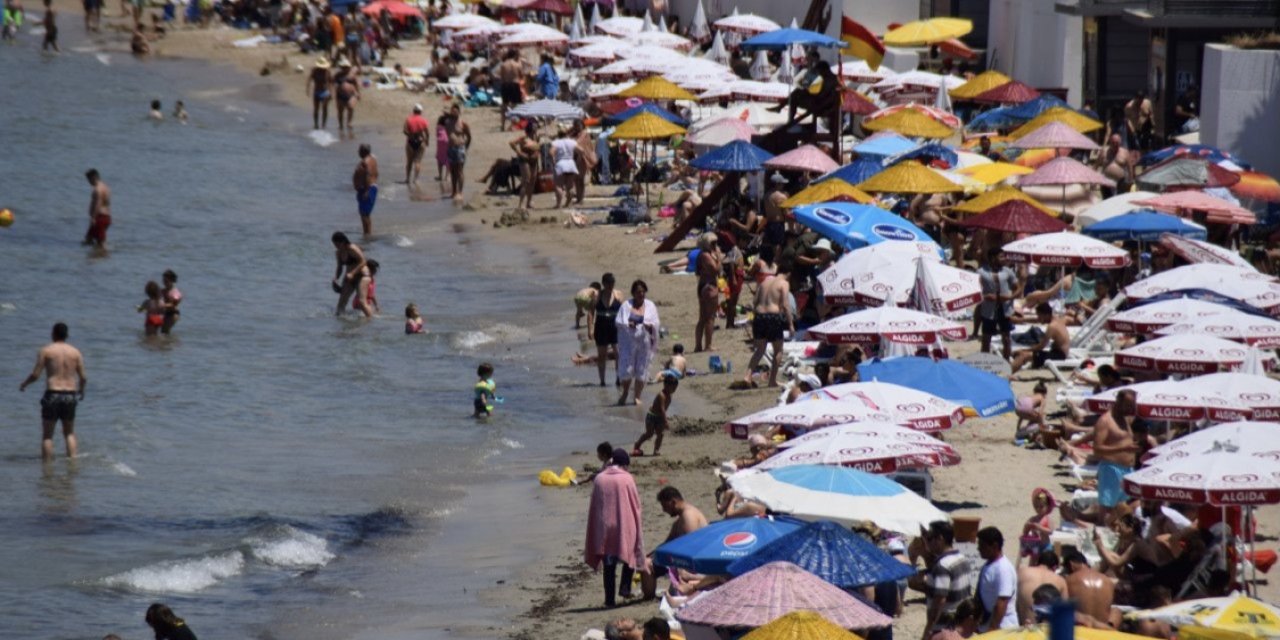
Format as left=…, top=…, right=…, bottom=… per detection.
left=83, top=168, right=112, bottom=247
left=446, top=105, right=471, bottom=199
left=1094, top=389, right=1139, bottom=516
left=20, top=323, right=87, bottom=461
left=496, top=50, right=524, bottom=131
left=352, top=143, right=379, bottom=237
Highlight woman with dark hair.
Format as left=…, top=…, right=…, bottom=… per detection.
left=145, top=603, right=197, bottom=640
left=588, top=272, right=625, bottom=387
left=510, top=123, right=540, bottom=209
left=331, top=231, right=372, bottom=318
left=615, top=279, right=660, bottom=406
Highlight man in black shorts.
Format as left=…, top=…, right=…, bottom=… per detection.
left=496, top=50, right=524, bottom=131
left=19, top=323, right=87, bottom=461
left=978, top=248, right=1019, bottom=360
left=744, top=261, right=793, bottom=387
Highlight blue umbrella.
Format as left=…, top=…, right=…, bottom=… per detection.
left=726, top=521, right=917, bottom=588
left=603, top=103, right=689, bottom=128
left=689, top=139, right=774, bottom=172
left=793, top=203, right=933, bottom=250
left=741, top=28, right=848, bottom=50
left=1082, top=210, right=1207, bottom=242
left=889, top=143, right=959, bottom=169
left=652, top=516, right=804, bottom=574
left=1137, top=144, right=1251, bottom=169
left=1004, top=94, right=1070, bottom=121
left=857, top=356, right=1015, bottom=418
left=965, top=106, right=1020, bottom=132
left=814, top=158, right=885, bottom=186
left=852, top=134, right=917, bottom=161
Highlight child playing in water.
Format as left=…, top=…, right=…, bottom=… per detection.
left=1014, top=381, right=1048, bottom=445
left=473, top=362, right=496, bottom=418
left=359, top=260, right=380, bottom=315
left=652, top=343, right=687, bottom=382
left=137, top=281, right=165, bottom=336
left=574, top=282, right=601, bottom=329
left=173, top=100, right=188, bottom=122
left=633, top=374, right=678, bottom=456
left=149, top=99, right=163, bottom=120
left=405, top=303, right=425, bottom=334
left=161, top=269, right=182, bottom=334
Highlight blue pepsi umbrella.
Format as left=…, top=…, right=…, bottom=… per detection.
left=689, top=140, right=774, bottom=172
left=741, top=28, right=848, bottom=50
left=1082, top=210, right=1207, bottom=242
left=814, top=158, right=885, bottom=186
left=793, top=203, right=933, bottom=250
left=603, top=103, right=689, bottom=128
left=966, top=106, right=1020, bottom=132
left=1005, top=94, right=1070, bottom=121
left=726, top=521, right=917, bottom=588
left=857, top=356, right=1015, bottom=418
left=652, top=516, right=803, bottom=574
left=889, top=143, right=959, bottom=169
left=852, top=134, right=917, bottom=161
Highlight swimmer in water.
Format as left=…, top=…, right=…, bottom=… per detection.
left=161, top=269, right=181, bottom=334
left=173, top=100, right=188, bottom=122
left=137, top=281, right=165, bottom=336
left=405, top=303, right=425, bottom=334
left=473, top=362, right=496, bottom=418
left=149, top=99, right=163, bottom=120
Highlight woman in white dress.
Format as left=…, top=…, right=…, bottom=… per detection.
left=551, top=127, right=579, bottom=209
left=615, top=279, right=660, bottom=406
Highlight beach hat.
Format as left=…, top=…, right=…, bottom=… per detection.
left=315, top=56, right=332, bottom=69
left=413, top=103, right=424, bottom=113
left=770, top=172, right=788, bottom=184
left=611, top=448, right=631, bottom=467
left=813, top=238, right=833, bottom=252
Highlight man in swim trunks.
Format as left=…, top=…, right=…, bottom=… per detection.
left=403, top=103, right=430, bottom=184
left=352, top=143, right=378, bottom=237
left=1094, top=389, right=1138, bottom=518
left=305, top=56, right=333, bottom=130
left=20, top=322, right=87, bottom=461
left=496, top=49, right=523, bottom=131
left=41, top=0, right=57, bottom=51
left=1009, top=303, right=1070, bottom=375
left=743, top=261, right=793, bottom=388
left=446, top=104, right=471, bottom=199
left=83, top=168, right=111, bottom=248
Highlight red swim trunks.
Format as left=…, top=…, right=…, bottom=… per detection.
left=89, top=214, right=112, bottom=244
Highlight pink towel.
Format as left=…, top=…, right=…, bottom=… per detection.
left=584, top=466, right=646, bottom=571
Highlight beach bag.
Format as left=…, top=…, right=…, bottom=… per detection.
left=536, top=172, right=554, bottom=194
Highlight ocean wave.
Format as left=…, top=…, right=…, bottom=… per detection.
left=102, top=552, right=244, bottom=593
left=499, top=437, right=524, bottom=450
left=95, top=54, right=111, bottom=66
left=450, top=323, right=530, bottom=351
left=110, top=461, right=137, bottom=477
left=248, top=526, right=335, bottom=569
left=392, top=235, right=413, bottom=247
left=308, top=130, right=337, bottom=147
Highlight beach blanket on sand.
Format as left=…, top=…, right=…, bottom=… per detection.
left=584, top=466, right=645, bottom=570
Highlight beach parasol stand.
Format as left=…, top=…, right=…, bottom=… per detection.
left=610, top=112, right=686, bottom=210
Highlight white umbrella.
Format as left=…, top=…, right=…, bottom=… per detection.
left=586, top=80, right=636, bottom=99
left=1115, top=334, right=1253, bottom=375
left=434, top=13, right=499, bottom=30
left=688, top=0, right=710, bottom=42
left=641, top=9, right=654, bottom=32
left=570, top=34, right=618, bottom=46
left=1123, top=264, right=1280, bottom=312
left=749, top=49, right=771, bottom=81
left=596, top=15, right=643, bottom=37
left=934, top=76, right=953, bottom=113
left=627, top=31, right=693, bottom=50
left=806, top=306, right=968, bottom=345
left=1001, top=231, right=1130, bottom=269
left=507, top=99, right=584, bottom=121
left=816, top=242, right=981, bottom=311
left=728, top=465, right=951, bottom=534
left=453, top=24, right=502, bottom=42
left=1160, top=235, right=1256, bottom=270
left=725, top=398, right=898, bottom=440
left=774, top=54, right=796, bottom=85
left=1190, top=372, right=1280, bottom=421
left=801, top=381, right=966, bottom=432
left=664, top=66, right=737, bottom=92
left=658, top=15, right=668, bottom=33
left=1122, top=444, right=1280, bottom=505
left=704, top=30, right=730, bottom=64
left=873, top=70, right=965, bottom=92
left=591, top=58, right=647, bottom=80
left=713, top=12, right=780, bottom=34
left=1077, top=191, right=1160, bottom=227
left=1155, top=312, right=1280, bottom=347
left=730, top=80, right=790, bottom=103
left=757, top=422, right=961, bottom=473
left=840, top=59, right=894, bottom=83
left=1105, top=298, right=1239, bottom=334
left=1084, top=380, right=1252, bottom=423
left=496, top=23, right=569, bottom=47
left=686, top=116, right=755, bottom=147
left=1146, top=422, right=1280, bottom=461
left=588, top=2, right=601, bottom=35
left=779, top=420, right=954, bottom=450
left=568, top=40, right=628, bottom=64
left=569, top=2, right=585, bottom=41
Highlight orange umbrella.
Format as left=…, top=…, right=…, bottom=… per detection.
left=1229, top=170, right=1280, bottom=202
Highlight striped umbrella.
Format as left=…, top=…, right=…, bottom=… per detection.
left=1134, top=191, right=1256, bottom=225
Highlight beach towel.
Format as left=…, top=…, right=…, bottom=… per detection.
left=584, top=466, right=645, bottom=571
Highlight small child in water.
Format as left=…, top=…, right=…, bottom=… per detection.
left=1014, top=381, right=1048, bottom=444
left=574, top=281, right=601, bottom=329
left=473, top=362, right=496, bottom=418
left=173, top=100, right=188, bottom=122
left=161, top=269, right=182, bottom=334
left=149, top=99, right=163, bottom=121
left=360, top=260, right=380, bottom=315
left=137, top=281, right=165, bottom=336
left=634, top=374, right=678, bottom=456
left=405, top=303, right=425, bottom=334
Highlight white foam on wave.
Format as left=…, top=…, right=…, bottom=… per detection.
left=95, top=54, right=111, bottom=66
left=249, top=526, right=335, bottom=569
left=308, top=130, right=337, bottom=147
left=451, top=323, right=530, bottom=351
left=102, top=552, right=244, bottom=593
left=223, top=104, right=250, bottom=114
left=452, top=331, right=494, bottom=350
left=392, top=235, right=413, bottom=247
left=0, top=302, right=17, bottom=313
left=499, top=437, right=523, bottom=450
left=110, top=461, right=137, bottom=477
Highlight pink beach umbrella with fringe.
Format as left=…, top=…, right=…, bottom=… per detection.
left=1114, top=334, right=1252, bottom=375
left=1135, top=191, right=1257, bottom=225
left=1011, top=121, right=1100, bottom=151
left=1001, top=231, right=1130, bottom=269
left=1018, top=156, right=1115, bottom=188
left=764, top=144, right=840, bottom=174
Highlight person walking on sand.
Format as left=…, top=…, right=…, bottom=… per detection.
left=743, top=261, right=792, bottom=388
left=82, top=168, right=111, bottom=248
left=40, top=0, right=57, bottom=52
left=551, top=126, right=578, bottom=209
left=616, top=279, right=659, bottom=406
left=305, top=56, right=333, bottom=130
left=511, top=123, right=540, bottom=210
left=497, top=49, right=523, bottom=131
left=585, top=449, right=646, bottom=609
left=446, top=104, right=471, bottom=199
left=588, top=272, right=624, bottom=388
left=352, top=143, right=378, bottom=237
left=403, top=103, right=430, bottom=184
left=19, top=322, right=86, bottom=461
left=572, top=119, right=597, bottom=205
left=633, top=374, right=676, bottom=456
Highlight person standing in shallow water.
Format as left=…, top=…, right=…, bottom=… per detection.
left=19, top=322, right=87, bottom=461
left=305, top=56, right=333, bottom=130
left=83, top=168, right=111, bottom=248
left=352, top=143, right=378, bottom=237
left=41, top=0, right=57, bottom=52
left=402, top=103, right=430, bottom=184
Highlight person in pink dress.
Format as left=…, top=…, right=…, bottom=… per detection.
left=585, top=449, right=646, bottom=608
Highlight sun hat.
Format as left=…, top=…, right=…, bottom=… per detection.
left=315, top=56, right=332, bottom=69
left=813, top=238, right=833, bottom=252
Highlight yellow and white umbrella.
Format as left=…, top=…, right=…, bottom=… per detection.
left=1130, top=594, right=1280, bottom=638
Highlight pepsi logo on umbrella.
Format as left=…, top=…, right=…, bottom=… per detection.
left=722, top=532, right=758, bottom=550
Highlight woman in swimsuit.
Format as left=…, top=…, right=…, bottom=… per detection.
left=161, top=269, right=182, bottom=335
left=587, top=272, right=624, bottom=387
left=748, top=245, right=778, bottom=287
left=510, top=124, right=540, bottom=210
left=332, top=231, right=372, bottom=318
left=335, top=61, right=360, bottom=136
left=138, top=280, right=165, bottom=336
left=694, top=232, right=722, bottom=352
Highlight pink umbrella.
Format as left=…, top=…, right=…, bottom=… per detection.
left=1114, top=334, right=1251, bottom=375
left=1123, top=444, right=1280, bottom=505
left=1001, top=231, right=1130, bottom=269
left=1190, top=372, right=1280, bottom=421
left=1147, top=422, right=1280, bottom=461
left=1123, top=265, right=1280, bottom=313
left=816, top=242, right=982, bottom=311
left=806, top=306, right=967, bottom=345
left=801, top=381, right=966, bottom=432
left=1010, top=122, right=1100, bottom=151
left=1018, top=156, right=1115, bottom=188
left=764, top=144, right=840, bottom=174
left=1156, top=313, right=1280, bottom=348
left=1085, top=380, right=1251, bottom=423
left=865, top=104, right=963, bottom=129
left=1106, top=298, right=1239, bottom=334
left=688, top=117, right=755, bottom=147
left=725, top=398, right=897, bottom=440
left=674, top=561, right=893, bottom=629
left=1135, top=191, right=1257, bottom=225
left=1159, top=234, right=1254, bottom=269
left=757, top=422, right=960, bottom=473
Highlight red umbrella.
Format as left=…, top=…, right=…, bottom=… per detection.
left=361, top=0, right=423, bottom=20
left=505, top=0, right=573, bottom=15
left=958, top=200, right=1069, bottom=234
left=939, top=38, right=977, bottom=60
left=972, top=80, right=1040, bottom=104
left=841, top=90, right=879, bottom=116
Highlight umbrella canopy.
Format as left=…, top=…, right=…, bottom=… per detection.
left=1082, top=210, right=1207, bottom=241
left=874, top=70, right=966, bottom=93
left=595, top=15, right=643, bottom=36
left=1011, top=121, right=1100, bottom=151
left=973, top=626, right=1158, bottom=640
left=853, top=133, right=918, bottom=160
left=361, top=0, right=423, bottom=19
left=857, top=161, right=964, bottom=194
left=1132, top=595, right=1280, bottom=637
left=778, top=421, right=957, bottom=451
left=972, top=80, right=1040, bottom=104
left=728, top=465, right=951, bottom=533
left=957, top=162, right=1034, bottom=185
left=1156, top=312, right=1280, bottom=347
left=609, top=112, right=686, bottom=140
left=1230, top=170, right=1280, bottom=202
left=756, top=425, right=960, bottom=472
left=1186, top=373, right=1280, bottom=421
left=959, top=200, right=1069, bottom=234
left=1134, top=191, right=1257, bottom=225
left=1084, top=379, right=1253, bottom=423
left=1078, top=191, right=1162, bottom=227
left=1115, top=334, right=1251, bottom=375
left=1138, top=158, right=1241, bottom=190
left=690, top=139, right=774, bottom=172
left=1123, top=444, right=1280, bottom=505
left=966, top=107, right=1022, bottom=133
left=1010, top=107, right=1103, bottom=138
left=601, top=102, right=688, bottom=127
left=816, top=159, right=886, bottom=186
left=741, top=27, right=847, bottom=50
left=949, top=69, right=1012, bottom=100
left=675, top=561, right=892, bottom=629
left=568, top=1, right=584, bottom=39
left=507, top=99, right=585, bottom=121
left=504, top=0, right=572, bottom=14
left=1123, top=265, right=1280, bottom=311
left=859, top=357, right=1014, bottom=418
left=802, top=381, right=966, bottom=432
left=1018, top=156, right=1115, bottom=188
left=618, top=75, right=697, bottom=101
left=806, top=305, right=968, bottom=345
left=1005, top=94, right=1071, bottom=121
left=725, top=398, right=899, bottom=439
left=687, top=116, right=755, bottom=147
left=1139, top=144, right=1250, bottom=168
left=1002, top=231, right=1130, bottom=269
left=883, top=17, right=972, bottom=46
left=781, top=179, right=873, bottom=207
left=866, top=104, right=963, bottom=129
left=727, top=520, right=919, bottom=588
left=1152, top=423, right=1280, bottom=462
left=652, top=516, right=804, bottom=574
left=953, top=185, right=1057, bottom=216
left=713, top=12, right=781, bottom=35
left=496, top=22, right=569, bottom=46
left=842, top=91, right=880, bottom=116
left=764, top=145, right=840, bottom=174
left=861, top=109, right=956, bottom=139
left=434, top=13, right=499, bottom=29
left=1159, top=235, right=1254, bottom=269
left=1106, top=298, right=1241, bottom=334
left=815, top=241, right=981, bottom=311
left=793, top=203, right=936, bottom=250
left=890, top=143, right=960, bottom=170
left=841, top=59, right=895, bottom=83
left=627, top=30, right=693, bottom=50
left=688, top=0, right=710, bottom=41
left=740, top=611, right=871, bottom=640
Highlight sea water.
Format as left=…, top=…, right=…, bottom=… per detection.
left=0, top=33, right=633, bottom=640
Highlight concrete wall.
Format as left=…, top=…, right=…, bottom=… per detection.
left=986, top=0, right=1083, bottom=104
left=1201, top=43, right=1280, bottom=181
left=664, top=0, right=919, bottom=40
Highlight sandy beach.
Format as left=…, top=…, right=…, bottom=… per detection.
left=43, top=8, right=1280, bottom=639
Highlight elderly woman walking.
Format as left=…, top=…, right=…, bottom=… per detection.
left=616, top=279, right=660, bottom=406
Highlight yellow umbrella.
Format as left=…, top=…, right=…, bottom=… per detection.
left=952, top=185, right=1057, bottom=216
left=1178, top=629, right=1257, bottom=640
left=618, top=76, right=698, bottom=102
left=610, top=112, right=687, bottom=140
left=782, top=179, right=873, bottom=208
left=958, top=161, right=1035, bottom=185
left=861, top=110, right=956, bottom=139
left=1010, top=107, right=1104, bottom=138
left=974, top=625, right=1152, bottom=640
left=741, top=611, right=864, bottom=640
left=857, top=161, right=963, bottom=194
left=1131, top=594, right=1280, bottom=639
left=883, top=17, right=973, bottom=46
left=949, top=69, right=1012, bottom=99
